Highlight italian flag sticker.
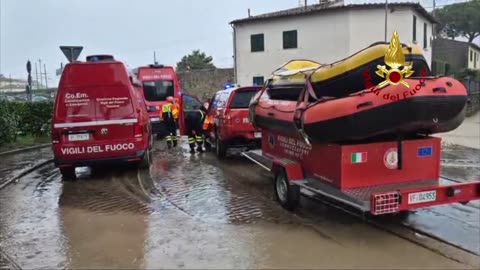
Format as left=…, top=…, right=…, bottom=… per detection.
left=351, top=152, right=367, bottom=163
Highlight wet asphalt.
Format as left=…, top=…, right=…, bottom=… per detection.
left=0, top=140, right=479, bottom=269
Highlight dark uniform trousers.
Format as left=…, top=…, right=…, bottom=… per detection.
left=162, top=104, right=178, bottom=148
left=185, top=110, right=206, bottom=152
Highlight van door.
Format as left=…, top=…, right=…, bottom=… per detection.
left=92, top=85, right=137, bottom=143
left=178, top=93, right=203, bottom=136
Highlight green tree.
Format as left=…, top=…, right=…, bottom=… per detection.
left=435, top=0, right=480, bottom=42
left=176, top=50, right=216, bottom=71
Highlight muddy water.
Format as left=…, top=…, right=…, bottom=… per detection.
left=0, top=142, right=478, bottom=269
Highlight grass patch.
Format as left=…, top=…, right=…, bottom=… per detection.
left=0, top=135, right=50, bottom=153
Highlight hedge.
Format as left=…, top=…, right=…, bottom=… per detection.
left=0, top=100, right=53, bottom=145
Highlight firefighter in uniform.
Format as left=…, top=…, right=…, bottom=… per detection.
left=185, top=106, right=207, bottom=154
left=202, top=112, right=214, bottom=152
left=162, top=96, right=178, bottom=148
left=172, top=97, right=181, bottom=140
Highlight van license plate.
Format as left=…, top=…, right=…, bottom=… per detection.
left=254, top=132, right=262, bottom=138
left=408, top=190, right=436, bottom=204
left=150, top=117, right=160, bottom=122
left=68, top=133, right=89, bottom=141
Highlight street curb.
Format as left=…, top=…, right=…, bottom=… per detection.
left=0, top=158, right=53, bottom=190
left=0, top=143, right=51, bottom=157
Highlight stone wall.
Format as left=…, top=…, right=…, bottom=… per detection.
left=177, top=68, right=234, bottom=101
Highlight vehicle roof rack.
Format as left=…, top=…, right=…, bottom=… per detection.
left=149, top=64, right=165, bottom=68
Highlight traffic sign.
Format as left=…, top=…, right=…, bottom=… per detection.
left=60, top=46, right=83, bottom=62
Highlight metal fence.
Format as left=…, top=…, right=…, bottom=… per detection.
left=463, top=77, right=480, bottom=116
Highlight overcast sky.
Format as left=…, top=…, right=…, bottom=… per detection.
left=0, top=0, right=471, bottom=86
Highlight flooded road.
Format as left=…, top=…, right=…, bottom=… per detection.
left=0, top=141, right=479, bottom=269
left=0, top=147, right=52, bottom=188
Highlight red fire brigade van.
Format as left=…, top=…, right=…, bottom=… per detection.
left=52, top=55, right=153, bottom=180
left=132, top=64, right=182, bottom=138
left=204, top=85, right=262, bottom=157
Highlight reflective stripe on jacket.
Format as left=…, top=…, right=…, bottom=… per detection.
left=162, top=103, right=173, bottom=120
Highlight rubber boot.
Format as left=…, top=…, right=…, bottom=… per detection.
left=196, top=142, right=204, bottom=153
left=189, top=144, right=196, bottom=154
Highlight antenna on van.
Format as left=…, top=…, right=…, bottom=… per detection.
left=60, top=46, right=83, bottom=63
left=154, top=51, right=158, bottom=65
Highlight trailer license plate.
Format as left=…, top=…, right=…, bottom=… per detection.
left=408, top=190, right=436, bottom=204
left=68, top=133, right=89, bottom=141
left=254, top=132, right=262, bottom=138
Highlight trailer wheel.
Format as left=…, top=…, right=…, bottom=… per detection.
left=274, top=168, right=300, bottom=211
left=60, top=167, right=76, bottom=181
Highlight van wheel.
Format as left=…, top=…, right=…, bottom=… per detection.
left=216, top=135, right=227, bottom=158
left=139, top=148, right=152, bottom=170
left=274, top=168, right=300, bottom=211
left=60, top=167, right=76, bottom=181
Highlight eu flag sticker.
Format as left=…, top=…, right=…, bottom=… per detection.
left=418, top=146, right=433, bottom=157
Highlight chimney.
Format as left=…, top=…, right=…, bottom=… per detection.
left=248, top=8, right=251, bottom=17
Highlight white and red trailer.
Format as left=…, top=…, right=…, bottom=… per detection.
left=242, top=132, right=480, bottom=215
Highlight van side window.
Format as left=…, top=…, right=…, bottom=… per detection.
left=143, top=80, right=174, bottom=101
left=210, top=93, right=220, bottom=110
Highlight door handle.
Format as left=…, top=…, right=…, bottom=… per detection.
left=433, top=87, right=447, bottom=93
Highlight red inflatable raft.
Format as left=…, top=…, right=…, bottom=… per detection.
left=250, top=73, right=468, bottom=144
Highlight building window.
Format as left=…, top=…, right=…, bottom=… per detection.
left=423, top=23, right=427, bottom=49
left=412, top=15, right=417, bottom=42
left=251, top=34, right=264, bottom=52
left=475, top=52, right=477, bottom=68
left=253, top=76, right=264, bottom=86
left=283, top=30, right=298, bottom=49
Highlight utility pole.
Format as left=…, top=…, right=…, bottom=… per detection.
left=43, top=64, right=48, bottom=90
left=26, top=60, right=32, bottom=101
left=9, top=74, right=12, bottom=92
left=34, top=62, right=39, bottom=90
left=384, top=0, right=388, bottom=42
left=38, top=59, right=43, bottom=89
left=154, top=51, right=157, bottom=64
left=432, top=0, right=436, bottom=40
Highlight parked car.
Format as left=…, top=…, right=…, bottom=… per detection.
left=52, top=55, right=152, bottom=180
left=204, top=85, right=263, bottom=157
left=131, top=64, right=182, bottom=138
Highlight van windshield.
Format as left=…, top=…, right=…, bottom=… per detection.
left=143, top=80, right=175, bottom=102
left=230, top=90, right=258, bottom=109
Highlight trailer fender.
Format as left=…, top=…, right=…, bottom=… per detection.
left=271, top=159, right=304, bottom=183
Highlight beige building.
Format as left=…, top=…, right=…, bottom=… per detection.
left=230, top=1, right=436, bottom=86
left=432, top=38, right=480, bottom=75
left=468, top=45, right=480, bottom=70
